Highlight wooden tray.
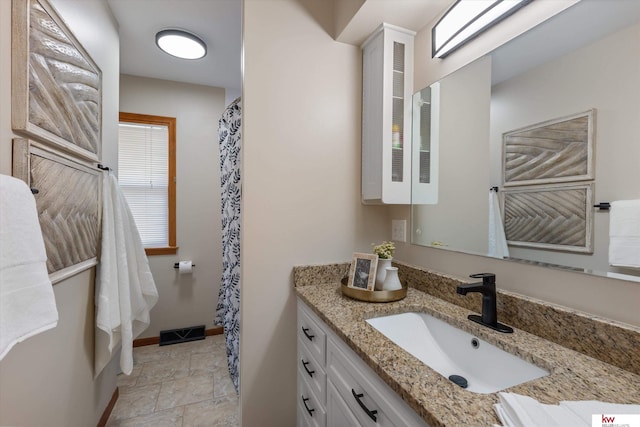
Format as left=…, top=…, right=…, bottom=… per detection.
left=340, top=277, right=407, bottom=303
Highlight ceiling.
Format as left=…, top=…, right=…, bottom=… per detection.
left=106, top=0, right=242, bottom=90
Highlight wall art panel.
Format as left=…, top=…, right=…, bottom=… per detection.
left=503, top=110, right=595, bottom=186
left=12, top=139, right=101, bottom=283
left=502, top=183, right=593, bottom=254
left=12, top=0, right=102, bottom=162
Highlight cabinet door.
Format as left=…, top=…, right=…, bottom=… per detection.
left=327, top=381, right=362, bottom=427
left=298, top=337, right=326, bottom=405
left=411, top=82, right=440, bottom=204
left=298, top=370, right=326, bottom=427
left=362, top=23, right=414, bottom=204
left=298, top=303, right=327, bottom=365
left=327, top=336, right=429, bottom=427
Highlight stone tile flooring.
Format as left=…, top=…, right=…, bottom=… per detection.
left=106, top=335, right=239, bottom=426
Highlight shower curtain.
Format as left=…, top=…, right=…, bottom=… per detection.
left=216, top=97, right=241, bottom=393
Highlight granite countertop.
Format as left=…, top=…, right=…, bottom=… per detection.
left=295, top=282, right=640, bottom=427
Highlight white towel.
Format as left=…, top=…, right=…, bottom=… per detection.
left=495, top=392, right=640, bottom=427
left=95, top=174, right=158, bottom=376
left=496, top=392, right=585, bottom=427
left=609, top=199, right=640, bottom=268
left=488, top=190, right=510, bottom=259
left=0, top=174, right=58, bottom=361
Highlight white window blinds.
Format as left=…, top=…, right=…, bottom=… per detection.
left=118, top=122, right=169, bottom=248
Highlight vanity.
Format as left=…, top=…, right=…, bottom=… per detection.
left=294, top=264, right=640, bottom=427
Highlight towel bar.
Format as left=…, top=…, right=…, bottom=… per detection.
left=594, top=202, right=610, bottom=211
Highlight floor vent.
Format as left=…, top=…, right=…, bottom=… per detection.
left=159, top=325, right=206, bottom=346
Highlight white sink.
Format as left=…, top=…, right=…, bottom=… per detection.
left=366, top=312, right=549, bottom=394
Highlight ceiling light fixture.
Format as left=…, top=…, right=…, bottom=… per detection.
left=432, top=0, right=531, bottom=59
left=156, top=29, right=207, bottom=60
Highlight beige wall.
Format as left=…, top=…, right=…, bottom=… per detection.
left=242, top=0, right=389, bottom=424
left=413, top=56, right=491, bottom=253
left=0, top=0, right=120, bottom=425
left=392, top=3, right=640, bottom=327
left=119, top=75, right=226, bottom=338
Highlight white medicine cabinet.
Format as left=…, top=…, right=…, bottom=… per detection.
left=361, top=23, right=415, bottom=204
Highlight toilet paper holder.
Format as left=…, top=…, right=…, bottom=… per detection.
left=174, top=262, right=196, bottom=269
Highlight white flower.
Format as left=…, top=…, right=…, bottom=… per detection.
left=372, top=241, right=395, bottom=259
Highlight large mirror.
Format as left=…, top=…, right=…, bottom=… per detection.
left=411, top=0, right=640, bottom=281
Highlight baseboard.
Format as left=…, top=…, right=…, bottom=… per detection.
left=97, top=387, right=119, bottom=427
left=133, top=326, right=223, bottom=347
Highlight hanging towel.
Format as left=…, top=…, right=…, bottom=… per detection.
left=488, top=190, right=510, bottom=259
left=494, top=392, right=640, bottom=427
left=0, top=174, right=58, bottom=361
left=95, top=174, right=158, bottom=377
left=608, top=199, right=640, bottom=268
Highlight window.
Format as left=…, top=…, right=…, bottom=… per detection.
left=118, top=112, right=177, bottom=255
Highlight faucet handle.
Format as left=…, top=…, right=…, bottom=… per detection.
left=469, top=273, right=495, bottom=286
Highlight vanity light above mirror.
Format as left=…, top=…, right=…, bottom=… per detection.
left=432, top=0, right=532, bottom=58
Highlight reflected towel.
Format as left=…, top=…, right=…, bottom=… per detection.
left=494, top=392, right=640, bottom=427
left=488, top=190, right=509, bottom=259
left=609, top=199, right=640, bottom=268
left=0, top=174, right=58, bottom=361
left=95, top=174, right=158, bottom=377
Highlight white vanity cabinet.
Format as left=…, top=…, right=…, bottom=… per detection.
left=297, top=299, right=429, bottom=427
left=361, top=23, right=415, bottom=204
left=298, top=302, right=327, bottom=426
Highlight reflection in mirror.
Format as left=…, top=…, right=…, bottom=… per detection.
left=411, top=83, right=439, bottom=205
left=411, top=0, right=640, bottom=281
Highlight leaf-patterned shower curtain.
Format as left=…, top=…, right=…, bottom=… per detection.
left=216, top=97, right=241, bottom=393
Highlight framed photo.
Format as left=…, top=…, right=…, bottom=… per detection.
left=502, top=110, right=595, bottom=186
left=347, top=253, right=378, bottom=291
left=502, top=183, right=593, bottom=254
left=12, top=0, right=102, bottom=162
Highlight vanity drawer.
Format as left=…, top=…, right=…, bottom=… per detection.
left=298, top=365, right=326, bottom=427
left=298, top=303, right=327, bottom=365
left=327, top=336, right=428, bottom=427
left=298, top=337, right=326, bottom=405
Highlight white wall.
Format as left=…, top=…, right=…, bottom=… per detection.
left=119, top=75, right=225, bottom=338
left=242, top=0, right=389, bottom=424
left=490, top=22, right=640, bottom=274
left=0, top=0, right=120, bottom=425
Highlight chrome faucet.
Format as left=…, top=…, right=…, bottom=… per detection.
left=456, top=273, right=513, bottom=333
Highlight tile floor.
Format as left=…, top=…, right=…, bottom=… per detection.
left=106, top=335, right=239, bottom=426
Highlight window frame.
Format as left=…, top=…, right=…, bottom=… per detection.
left=118, top=112, right=178, bottom=256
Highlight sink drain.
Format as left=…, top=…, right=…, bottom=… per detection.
left=448, top=374, right=468, bottom=388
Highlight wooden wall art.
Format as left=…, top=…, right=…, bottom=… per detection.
left=13, top=139, right=102, bottom=283
left=502, top=183, right=593, bottom=254
left=502, top=110, right=595, bottom=186
left=12, top=0, right=102, bottom=162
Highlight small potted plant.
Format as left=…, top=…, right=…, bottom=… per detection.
left=372, top=241, right=395, bottom=290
